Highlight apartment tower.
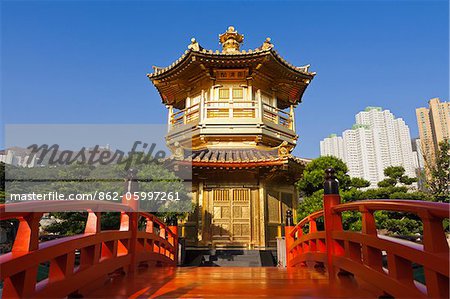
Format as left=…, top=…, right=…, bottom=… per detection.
left=415, top=97, right=450, bottom=168
left=320, top=107, right=416, bottom=187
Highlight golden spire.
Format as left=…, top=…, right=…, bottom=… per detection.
left=219, top=26, right=244, bottom=53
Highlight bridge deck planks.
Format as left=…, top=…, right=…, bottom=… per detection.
left=88, top=267, right=376, bottom=298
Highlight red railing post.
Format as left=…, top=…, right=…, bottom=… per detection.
left=12, top=212, right=42, bottom=252
left=323, top=168, right=343, bottom=279
left=360, top=206, right=383, bottom=271
left=120, top=210, right=139, bottom=274
left=0, top=201, right=182, bottom=299
left=85, top=210, right=101, bottom=234
left=3, top=212, right=42, bottom=298
left=421, top=210, right=450, bottom=298
left=122, top=169, right=140, bottom=274
left=285, top=209, right=295, bottom=267
left=167, top=215, right=179, bottom=265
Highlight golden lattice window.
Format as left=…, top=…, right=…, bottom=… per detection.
left=232, top=88, right=243, bottom=99
left=213, top=189, right=230, bottom=201
left=219, top=88, right=230, bottom=100
left=233, top=189, right=250, bottom=202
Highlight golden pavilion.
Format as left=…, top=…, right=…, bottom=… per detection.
left=147, top=26, right=315, bottom=250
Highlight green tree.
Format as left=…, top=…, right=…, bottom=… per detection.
left=297, top=159, right=430, bottom=238
left=349, top=177, right=370, bottom=189
left=297, top=190, right=324, bottom=222
left=43, top=212, right=88, bottom=235
left=377, top=166, right=417, bottom=188
left=17, top=158, right=191, bottom=236
left=427, top=139, right=450, bottom=202
left=296, top=156, right=351, bottom=197
left=296, top=157, right=368, bottom=224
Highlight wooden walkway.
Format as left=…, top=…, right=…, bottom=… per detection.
left=88, top=267, right=377, bottom=298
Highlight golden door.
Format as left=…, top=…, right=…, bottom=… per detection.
left=211, top=188, right=251, bottom=244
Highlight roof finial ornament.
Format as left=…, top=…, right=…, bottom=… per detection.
left=188, top=37, right=200, bottom=51
left=277, top=140, right=292, bottom=158
left=219, top=26, right=244, bottom=53
left=261, top=37, right=273, bottom=50
left=172, top=141, right=184, bottom=160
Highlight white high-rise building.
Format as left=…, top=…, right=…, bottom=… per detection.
left=342, top=124, right=379, bottom=186
left=355, top=107, right=415, bottom=179
left=319, top=107, right=416, bottom=187
left=0, top=148, right=37, bottom=167
left=320, top=134, right=344, bottom=161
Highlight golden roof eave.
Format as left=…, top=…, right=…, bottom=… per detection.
left=147, top=35, right=316, bottom=106
left=164, top=147, right=308, bottom=169
left=147, top=46, right=315, bottom=80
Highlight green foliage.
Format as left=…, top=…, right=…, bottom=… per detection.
left=363, top=187, right=407, bottom=199
left=389, top=191, right=433, bottom=201
left=101, top=212, right=121, bottom=230
left=5, top=164, right=62, bottom=194
left=134, top=163, right=191, bottom=217
left=374, top=211, right=423, bottom=237
left=341, top=211, right=362, bottom=231
left=443, top=219, right=449, bottom=233
left=297, top=158, right=434, bottom=238
left=297, top=190, right=323, bottom=222
left=349, top=177, right=370, bottom=189
left=44, top=212, right=87, bottom=235
left=384, top=166, right=406, bottom=180
left=427, top=139, right=450, bottom=202
left=296, top=156, right=351, bottom=196
left=377, top=166, right=417, bottom=187
left=5, top=157, right=191, bottom=236
left=399, top=176, right=417, bottom=186
left=297, top=157, right=367, bottom=224
left=382, top=218, right=423, bottom=236
left=340, top=188, right=364, bottom=202
left=377, top=178, right=397, bottom=188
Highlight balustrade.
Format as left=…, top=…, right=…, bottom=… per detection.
left=0, top=201, right=178, bottom=298
left=285, top=168, right=449, bottom=298
left=170, top=102, right=200, bottom=127
left=262, top=103, right=292, bottom=128
left=169, top=98, right=294, bottom=130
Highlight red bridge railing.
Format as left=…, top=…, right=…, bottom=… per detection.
left=0, top=200, right=178, bottom=298
left=285, top=168, right=449, bottom=298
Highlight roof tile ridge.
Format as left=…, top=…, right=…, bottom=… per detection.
left=147, top=48, right=192, bottom=78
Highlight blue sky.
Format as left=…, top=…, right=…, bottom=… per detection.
left=2, top=0, right=448, bottom=158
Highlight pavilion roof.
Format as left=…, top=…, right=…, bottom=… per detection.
left=147, top=40, right=315, bottom=79
left=168, top=147, right=309, bottom=169
left=147, top=27, right=315, bottom=106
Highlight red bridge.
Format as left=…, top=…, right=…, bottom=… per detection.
left=1, top=171, right=449, bottom=298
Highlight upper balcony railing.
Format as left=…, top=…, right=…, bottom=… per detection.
left=171, top=102, right=200, bottom=127
left=205, top=100, right=257, bottom=119
left=262, top=103, right=292, bottom=128
left=168, top=98, right=294, bottom=131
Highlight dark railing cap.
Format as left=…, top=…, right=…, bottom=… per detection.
left=324, top=167, right=339, bottom=195
left=286, top=209, right=294, bottom=226
left=166, top=215, right=178, bottom=226
left=125, top=169, right=139, bottom=193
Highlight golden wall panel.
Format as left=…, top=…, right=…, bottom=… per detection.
left=267, top=191, right=280, bottom=223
